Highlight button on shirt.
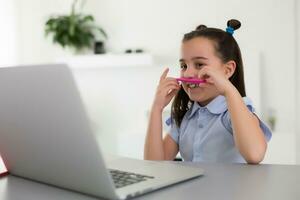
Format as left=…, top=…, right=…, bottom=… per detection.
left=166, top=95, right=272, bottom=163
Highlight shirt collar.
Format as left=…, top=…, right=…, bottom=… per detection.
left=188, top=95, right=228, bottom=119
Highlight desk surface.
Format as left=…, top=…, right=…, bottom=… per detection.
left=0, top=162, right=299, bottom=200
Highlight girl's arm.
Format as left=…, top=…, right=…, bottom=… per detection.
left=144, top=68, right=180, bottom=160
left=198, top=65, right=267, bottom=164
left=225, top=85, right=267, bottom=164
left=144, top=105, right=179, bottom=160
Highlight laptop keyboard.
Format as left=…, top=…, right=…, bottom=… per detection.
left=109, top=169, right=154, bottom=188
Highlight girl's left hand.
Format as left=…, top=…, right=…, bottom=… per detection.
left=197, top=66, right=234, bottom=96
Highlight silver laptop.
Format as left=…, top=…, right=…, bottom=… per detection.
left=0, top=64, right=204, bottom=199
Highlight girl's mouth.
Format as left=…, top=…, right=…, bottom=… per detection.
left=187, top=83, right=199, bottom=88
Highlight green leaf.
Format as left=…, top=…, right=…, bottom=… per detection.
left=44, top=4, right=107, bottom=52
left=97, top=27, right=108, bottom=39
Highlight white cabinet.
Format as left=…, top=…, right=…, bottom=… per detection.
left=60, top=54, right=160, bottom=157
left=263, top=132, right=296, bottom=165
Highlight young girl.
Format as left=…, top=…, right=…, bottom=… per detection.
left=144, top=19, right=272, bottom=164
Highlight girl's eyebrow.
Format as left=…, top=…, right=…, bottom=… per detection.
left=192, top=56, right=208, bottom=60
left=179, top=56, right=208, bottom=62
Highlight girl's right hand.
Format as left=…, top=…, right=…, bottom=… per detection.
left=152, top=68, right=181, bottom=111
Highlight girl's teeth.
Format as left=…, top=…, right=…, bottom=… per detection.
left=189, top=84, right=198, bottom=88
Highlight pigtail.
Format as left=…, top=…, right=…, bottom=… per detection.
left=227, top=19, right=241, bottom=30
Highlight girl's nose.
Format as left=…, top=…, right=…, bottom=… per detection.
left=183, top=65, right=197, bottom=78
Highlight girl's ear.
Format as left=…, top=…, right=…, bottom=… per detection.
left=224, top=60, right=236, bottom=79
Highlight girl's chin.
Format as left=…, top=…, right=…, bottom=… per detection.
left=186, top=90, right=214, bottom=104
left=184, top=87, right=216, bottom=103
left=187, top=94, right=207, bottom=102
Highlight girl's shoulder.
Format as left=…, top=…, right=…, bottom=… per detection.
left=206, top=95, right=255, bottom=114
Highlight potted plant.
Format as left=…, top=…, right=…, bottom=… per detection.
left=45, top=0, right=107, bottom=54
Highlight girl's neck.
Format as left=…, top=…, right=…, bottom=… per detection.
left=197, top=95, right=219, bottom=107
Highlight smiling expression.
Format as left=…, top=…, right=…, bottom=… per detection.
left=180, top=37, right=227, bottom=106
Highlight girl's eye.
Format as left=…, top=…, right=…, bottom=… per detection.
left=195, top=63, right=204, bottom=69
left=180, top=64, right=187, bottom=70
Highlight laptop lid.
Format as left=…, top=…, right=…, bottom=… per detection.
left=0, top=64, right=118, bottom=199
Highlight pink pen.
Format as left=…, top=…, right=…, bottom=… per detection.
left=176, top=77, right=206, bottom=84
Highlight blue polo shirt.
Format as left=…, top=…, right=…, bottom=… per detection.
left=166, top=95, right=272, bottom=163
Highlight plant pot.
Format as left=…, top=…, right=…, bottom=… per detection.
left=94, top=41, right=106, bottom=54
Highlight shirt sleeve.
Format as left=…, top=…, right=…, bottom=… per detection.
left=221, top=97, right=272, bottom=142
left=165, top=117, right=180, bottom=144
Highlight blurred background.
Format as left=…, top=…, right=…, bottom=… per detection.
left=0, top=0, right=299, bottom=169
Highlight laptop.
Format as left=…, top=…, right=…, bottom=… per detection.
left=0, top=64, right=204, bottom=199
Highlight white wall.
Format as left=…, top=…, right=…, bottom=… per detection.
left=0, top=0, right=17, bottom=174
left=14, top=0, right=75, bottom=64
left=14, top=0, right=296, bottom=134
left=295, top=0, right=300, bottom=164
left=7, top=0, right=298, bottom=163
left=0, top=0, right=18, bottom=66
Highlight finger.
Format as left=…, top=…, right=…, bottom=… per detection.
left=197, top=67, right=210, bottom=79
left=161, top=85, right=181, bottom=96
left=161, top=81, right=181, bottom=90
left=164, top=77, right=177, bottom=82
left=158, top=79, right=179, bottom=90
left=167, top=89, right=179, bottom=98
left=159, top=68, right=169, bottom=83
left=205, top=77, right=214, bottom=84
left=161, top=77, right=179, bottom=85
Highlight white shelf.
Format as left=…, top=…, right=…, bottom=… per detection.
left=57, top=53, right=153, bottom=69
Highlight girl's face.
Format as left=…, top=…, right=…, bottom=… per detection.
left=180, top=37, right=226, bottom=106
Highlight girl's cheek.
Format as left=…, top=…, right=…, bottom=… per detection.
left=180, top=71, right=185, bottom=77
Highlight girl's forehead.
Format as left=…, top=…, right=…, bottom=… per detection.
left=180, top=37, right=216, bottom=60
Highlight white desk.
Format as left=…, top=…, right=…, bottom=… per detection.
left=1, top=162, right=299, bottom=200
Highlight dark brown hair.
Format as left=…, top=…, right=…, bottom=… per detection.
left=171, top=19, right=246, bottom=127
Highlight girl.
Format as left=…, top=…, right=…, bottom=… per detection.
left=144, top=19, right=272, bottom=164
